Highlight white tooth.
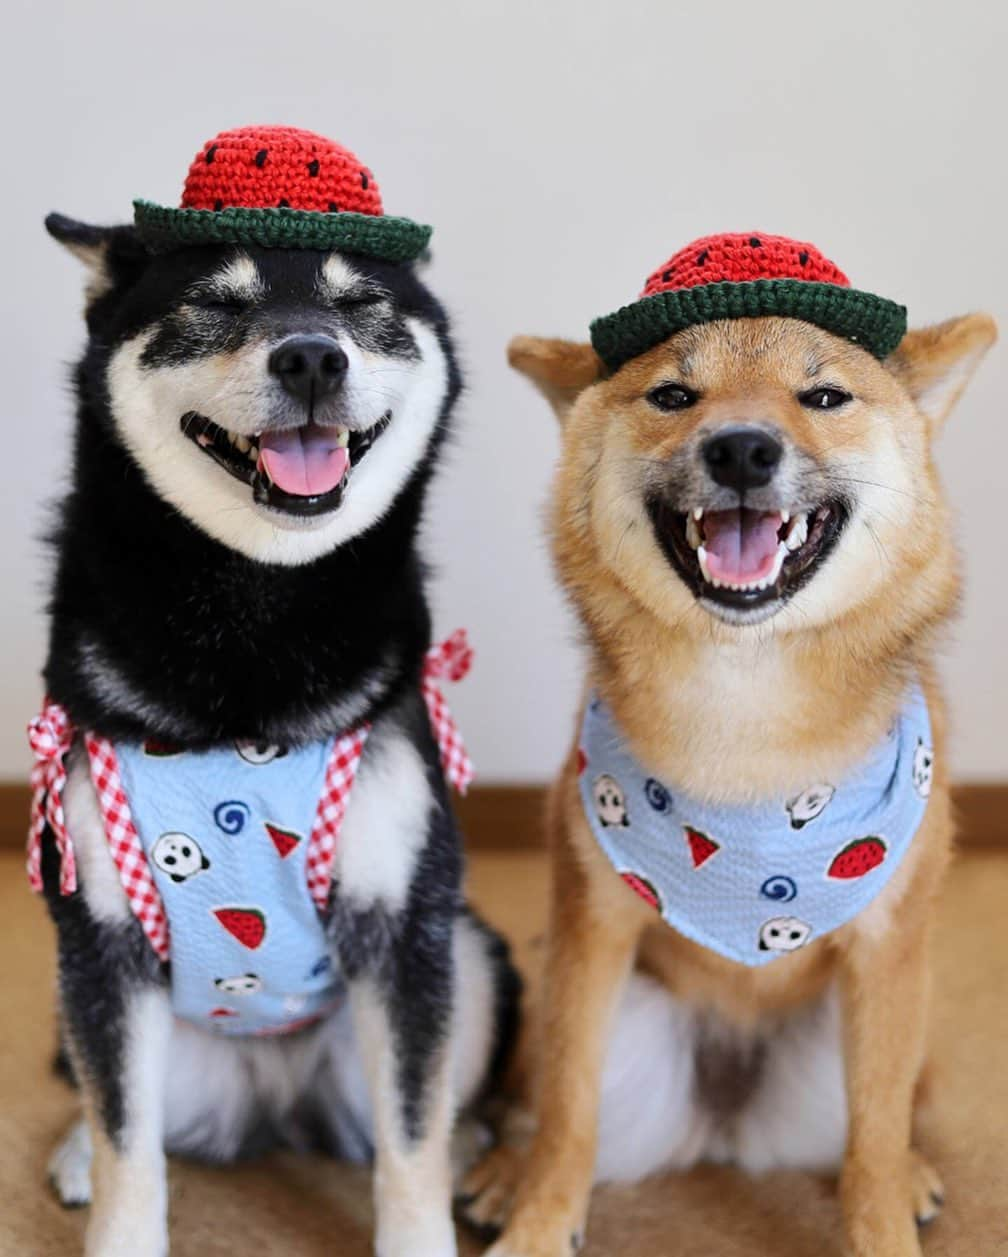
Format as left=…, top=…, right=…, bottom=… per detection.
left=781, top=510, right=790, bottom=524
left=335, top=428, right=350, bottom=448
left=234, top=435, right=251, bottom=453
left=764, top=541, right=788, bottom=587
left=692, top=507, right=704, bottom=521
left=785, top=512, right=809, bottom=552
left=697, top=545, right=714, bottom=585
left=249, top=444, right=259, bottom=464
left=685, top=514, right=703, bottom=549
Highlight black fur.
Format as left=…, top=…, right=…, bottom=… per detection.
left=41, top=827, right=164, bottom=1145
left=44, top=239, right=458, bottom=746
left=41, top=218, right=520, bottom=1160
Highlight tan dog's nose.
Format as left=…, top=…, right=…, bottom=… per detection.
left=702, top=426, right=782, bottom=492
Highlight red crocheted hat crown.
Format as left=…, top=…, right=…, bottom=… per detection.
left=134, top=125, right=430, bottom=261
left=590, top=231, right=906, bottom=369
left=641, top=233, right=848, bottom=297
left=180, top=126, right=383, bottom=216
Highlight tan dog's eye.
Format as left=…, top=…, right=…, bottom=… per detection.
left=798, top=386, right=852, bottom=411
left=647, top=383, right=698, bottom=412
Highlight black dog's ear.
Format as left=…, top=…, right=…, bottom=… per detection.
left=46, top=213, right=148, bottom=302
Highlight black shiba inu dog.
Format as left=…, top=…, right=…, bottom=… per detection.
left=35, top=127, right=518, bottom=1257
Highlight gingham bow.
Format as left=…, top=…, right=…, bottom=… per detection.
left=26, top=633, right=475, bottom=930
left=422, top=629, right=474, bottom=794
left=27, top=701, right=77, bottom=894
left=306, top=630, right=474, bottom=911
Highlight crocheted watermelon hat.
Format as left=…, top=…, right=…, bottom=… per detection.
left=589, top=232, right=907, bottom=370
left=133, top=125, right=431, bottom=261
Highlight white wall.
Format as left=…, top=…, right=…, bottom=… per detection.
left=2, top=0, right=1005, bottom=783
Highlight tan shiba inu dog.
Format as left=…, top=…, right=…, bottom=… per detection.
left=462, top=233, right=996, bottom=1257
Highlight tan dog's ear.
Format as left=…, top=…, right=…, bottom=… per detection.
left=508, top=336, right=605, bottom=423
left=888, top=313, right=997, bottom=429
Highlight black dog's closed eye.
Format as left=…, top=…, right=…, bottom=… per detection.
left=327, top=289, right=388, bottom=309
left=799, top=386, right=852, bottom=411
left=647, top=383, right=698, bottom=412
left=187, top=295, right=250, bottom=316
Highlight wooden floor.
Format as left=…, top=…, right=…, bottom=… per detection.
left=1, top=847, right=1006, bottom=1256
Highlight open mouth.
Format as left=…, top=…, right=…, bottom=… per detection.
left=180, top=411, right=392, bottom=517
left=648, top=499, right=848, bottom=614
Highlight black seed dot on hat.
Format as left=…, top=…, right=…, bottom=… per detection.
left=329, top=201, right=339, bottom=212
left=663, top=269, right=674, bottom=283
left=360, top=171, right=369, bottom=190
left=278, top=198, right=290, bottom=208
left=307, top=159, right=320, bottom=177
left=254, top=149, right=268, bottom=168
left=799, top=251, right=809, bottom=266
left=696, top=249, right=709, bottom=266
left=205, top=144, right=218, bottom=165
left=749, top=236, right=762, bottom=248
left=213, top=199, right=223, bottom=212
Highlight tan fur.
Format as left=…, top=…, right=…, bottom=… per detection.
left=472, top=312, right=996, bottom=1257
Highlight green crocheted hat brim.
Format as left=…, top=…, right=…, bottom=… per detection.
left=133, top=200, right=432, bottom=261
left=589, top=279, right=907, bottom=371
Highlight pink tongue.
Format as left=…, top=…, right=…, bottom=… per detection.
left=258, top=426, right=349, bottom=497
left=702, top=508, right=783, bottom=584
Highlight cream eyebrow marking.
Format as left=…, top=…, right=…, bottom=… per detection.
left=206, top=254, right=266, bottom=302
left=317, top=253, right=370, bottom=302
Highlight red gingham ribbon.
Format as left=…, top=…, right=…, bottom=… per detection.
left=304, top=630, right=475, bottom=909
left=85, top=734, right=171, bottom=961
left=28, top=630, right=474, bottom=937
left=27, top=701, right=77, bottom=895
left=421, top=629, right=474, bottom=794
left=306, top=725, right=369, bottom=912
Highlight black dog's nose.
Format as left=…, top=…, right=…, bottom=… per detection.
left=268, top=335, right=348, bottom=405
left=702, top=427, right=783, bottom=492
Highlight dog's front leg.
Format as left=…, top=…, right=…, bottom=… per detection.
left=485, top=814, right=645, bottom=1257
left=839, top=913, right=932, bottom=1257
left=350, top=930, right=458, bottom=1257
left=54, top=896, right=172, bottom=1256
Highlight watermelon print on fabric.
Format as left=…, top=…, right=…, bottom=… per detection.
left=114, top=737, right=346, bottom=1035
left=578, top=688, right=932, bottom=967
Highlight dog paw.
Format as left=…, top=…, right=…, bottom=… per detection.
left=375, top=1213, right=457, bottom=1257
left=910, top=1150, right=945, bottom=1227
left=457, top=1142, right=528, bottom=1237
left=48, top=1118, right=93, bottom=1208
left=483, top=1218, right=585, bottom=1257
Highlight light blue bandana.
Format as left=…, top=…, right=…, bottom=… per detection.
left=115, top=738, right=344, bottom=1035
left=578, top=688, right=933, bottom=966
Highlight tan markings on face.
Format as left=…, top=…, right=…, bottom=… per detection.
left=599, top=319, right=913, bottom=471
left=558, top=318, right=943, bottom=635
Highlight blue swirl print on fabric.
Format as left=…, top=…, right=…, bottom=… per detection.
left=214, top=800, right=251, bottom=835
left=760, top=874, right=798, bottom=902
left=644, top=778, right=672, bottom=813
